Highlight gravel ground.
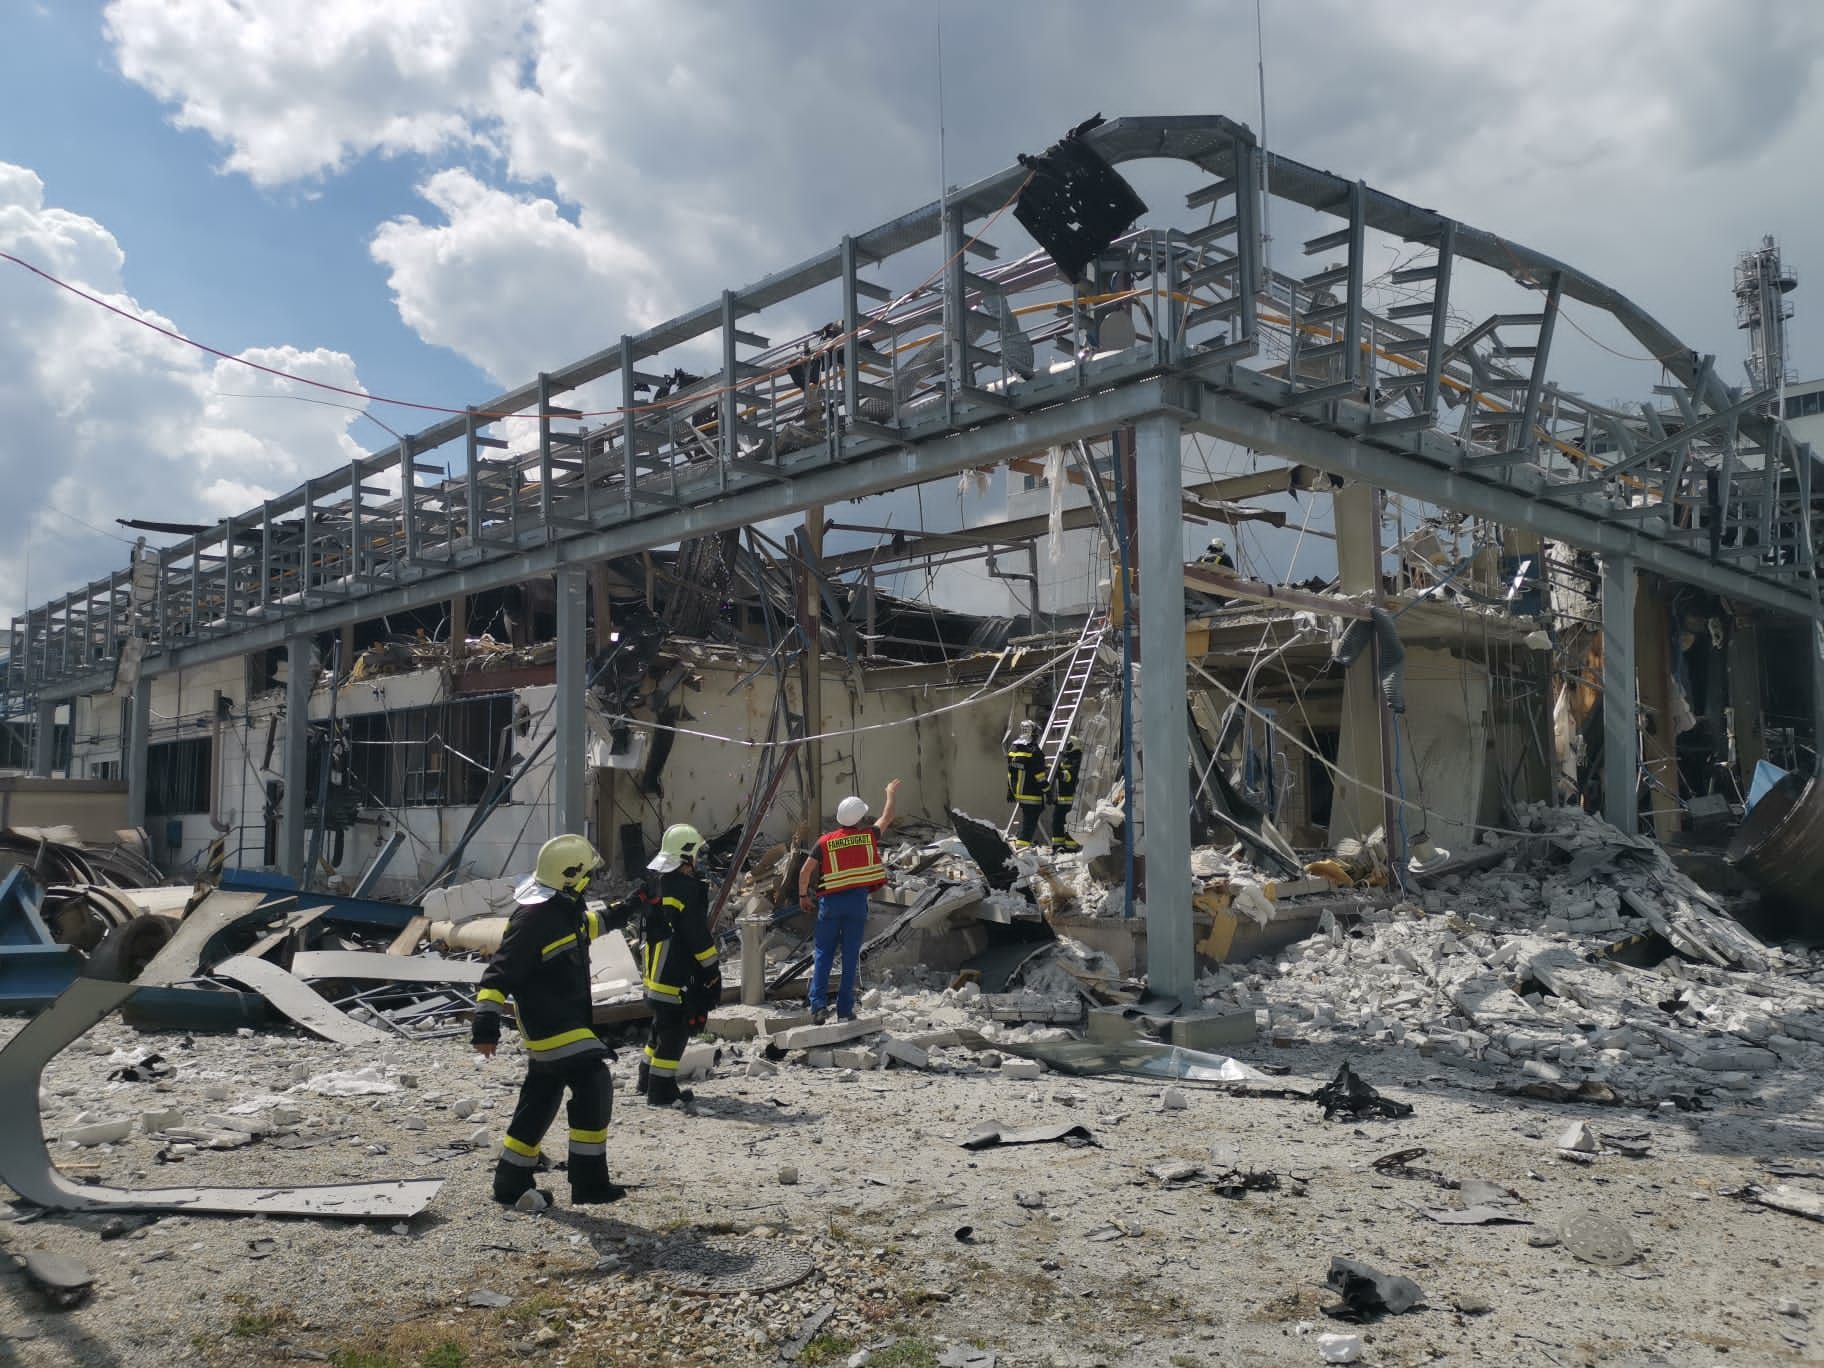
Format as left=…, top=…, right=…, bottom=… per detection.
left=3, top=1006, right=1824, bottom=1367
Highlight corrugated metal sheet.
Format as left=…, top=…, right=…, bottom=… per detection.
left=1726, top=773, right=1824, bottom=913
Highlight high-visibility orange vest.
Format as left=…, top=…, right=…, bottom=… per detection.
left=816, top=825, right=886, bottom=893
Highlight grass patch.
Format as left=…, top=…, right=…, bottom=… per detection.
left=1170, top=1355, right=1204, bottom=1368
left=799, top=1334, right=857, bottom=1366
left=329, top=1350, right=403, bottom=1368
left=871, top=1339, right=942, bottom=1368
left=419, top=1345, right=467, bottom=1368
left=497, top=1291, right=566, bottom=1329
left=229, top=1310, right=285, bottom=1339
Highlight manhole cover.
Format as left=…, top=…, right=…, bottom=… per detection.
left=645, top=1236, right=815, bottom=1296
left=1561, top=1211, right=1636, bottom=1267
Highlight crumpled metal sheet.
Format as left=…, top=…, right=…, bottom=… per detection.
left=0, top=979, right=441, bottom=1219
left=959, top=1121, right=1095, bottom=1151
left=998, top=1038, right=1268, bottom=1083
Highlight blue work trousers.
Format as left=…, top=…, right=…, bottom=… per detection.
left=809, top=887, right=870, bottom=1018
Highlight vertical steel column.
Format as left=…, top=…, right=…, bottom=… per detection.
left=464, top=410, right=483, bottom=545
left=1811, top=621, right=1824, bottom=778
left=620, top=337, right=639, bottom=518
left=31, top=699, right=55, bottom=777
left=537, top=373, right=554, bottom=538
left=281, top=636, right=311, bottom=879
left=259, top=503, right=273, bottom=618
left=1601, top=554, right=1639, bottom=832
left=720, top=291, right=739, bottom=488
left=1231, top=134, right=1260, bottom=349
left=222, top=517, right=238, bottom=626
left=840, top=236, right=861, bottom=421
left=125, top=682, right=150, bottom=833
left=1421, top=221, right=1456, bottom=419
left=945, top=204, right=968, bottom=420
left=1135, top=412, right=1194, bottom=1002
left=398, top=436, right=418, bottom=564
left=347, top=462, right=364, bottom=586
left=554, top=567, right=588, bottom=838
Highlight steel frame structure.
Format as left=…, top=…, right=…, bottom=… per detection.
left=7, top=114, right=1821, bottom=993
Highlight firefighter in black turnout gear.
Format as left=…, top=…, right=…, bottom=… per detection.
left=638, top=823, right=720, bottom=1108
left=1006, top=720, right=1049, bottom=846
left=472, top=834, right=621, bottom=1207
left=1050, top=740, right=1082, bottom=851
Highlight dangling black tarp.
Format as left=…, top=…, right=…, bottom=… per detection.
left=1014, top=115, right=1148, bottom=283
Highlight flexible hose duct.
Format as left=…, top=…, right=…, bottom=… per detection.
left=1331, top=607, right=1407, bottom=714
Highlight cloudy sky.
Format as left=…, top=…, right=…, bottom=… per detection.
left=2, top=0, right=1820, bottom=623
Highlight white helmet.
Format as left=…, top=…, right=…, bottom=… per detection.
left=647, top=822, right=705, bottom=873
left=836, top=795, right=870, bottom=826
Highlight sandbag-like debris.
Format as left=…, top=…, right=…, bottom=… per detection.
left=1313, top=1062, right=1413, bottom=1121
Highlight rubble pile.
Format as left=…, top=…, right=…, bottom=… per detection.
left=1196, top=803, right=1811, bottom=1105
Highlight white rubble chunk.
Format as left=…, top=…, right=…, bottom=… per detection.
left=1557, top=1121, right=1599, bottom=1153
left=68, top=1119, right=133, bottom=1147
left=1318, top=1332, right=1364, bottom=1363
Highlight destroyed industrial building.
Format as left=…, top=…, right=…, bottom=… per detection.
left=4, top=113, right=1824, bottom=1363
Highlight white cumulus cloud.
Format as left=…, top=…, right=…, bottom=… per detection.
left=0, top=162, right=369, bottom=619
left=103, top=0, right=525, bottom=185
left=370, top=168, right=669, bottom=384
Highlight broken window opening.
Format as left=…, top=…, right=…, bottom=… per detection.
left=342, top=694, right=517, bottom=810
left=146, top=737, right=212, bottom=817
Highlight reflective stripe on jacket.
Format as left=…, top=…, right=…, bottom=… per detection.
left=816, top=825, right=886, bottom=893
left=1007, top=744, right=1048, bottom=804
left=474, top=895, right=604, bottom=1061
left=641, top=869, right=718, bottom=1002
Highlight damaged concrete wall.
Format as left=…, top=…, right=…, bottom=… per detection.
left=1328, top=646, right=1499, bottom=856
left=67, top=651, right=1020, bottom=895
left=603, top=657, right=1019, bottom=847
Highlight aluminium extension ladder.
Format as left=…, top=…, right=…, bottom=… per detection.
left=1005, top=610, right=1109, bottom=835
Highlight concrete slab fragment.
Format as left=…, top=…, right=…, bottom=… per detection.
left=771, top=1017, right=883, bottom=1051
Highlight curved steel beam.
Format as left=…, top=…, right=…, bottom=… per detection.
left=0, top=979, right=442, bottom=1219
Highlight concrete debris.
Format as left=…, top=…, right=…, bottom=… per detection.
left=65, top=1118, right=133, bottom=1147
left=16, top=1249, right=95, bottom=1310
left=1324, top=1257, right=1424, bottom=1319
left=299, top=1067, right=398, bottom=1097
left=771, top=1018, right=884, bottom=1051
left=1557, top=1121, right=1599, bottom=1154
left=513, top=1189, right=549, bottom=1214
left=1736, top=1183, right=1824, bottom=1222
left=1317, top=1333, right=1364, bottom=1364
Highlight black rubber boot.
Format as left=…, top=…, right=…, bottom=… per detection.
left=646, top=1076, right=695, bottom=1107
left=568, top=1154, right=626, bottom=1204
left=491, top=1157, right=539, bottom=1206
left=635, top=1060, right=650, bottom=1096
